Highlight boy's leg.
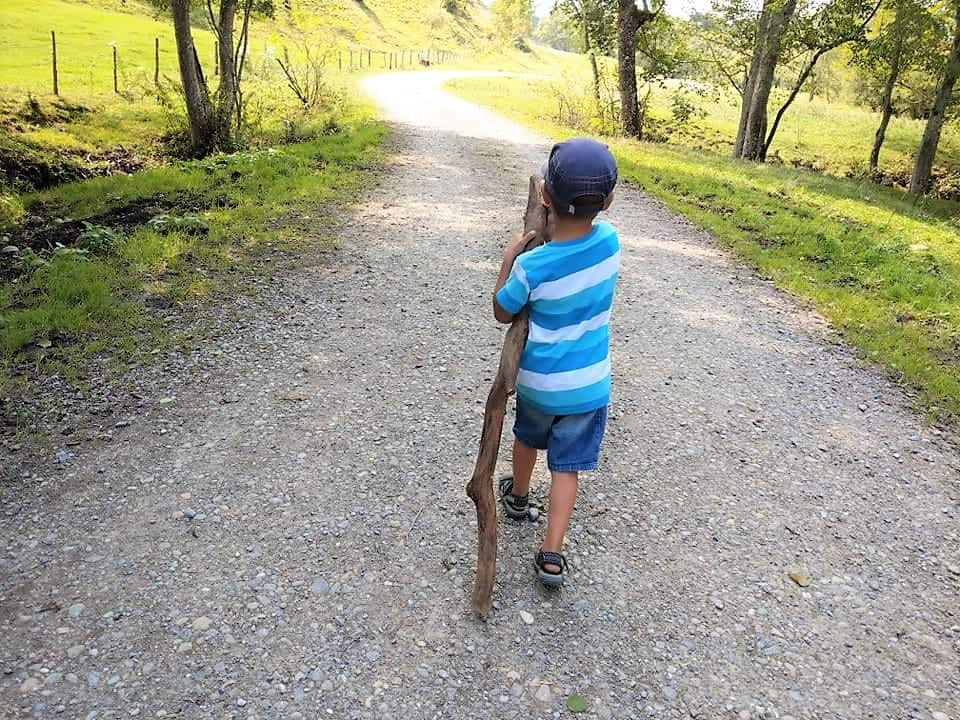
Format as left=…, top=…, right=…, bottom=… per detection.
left=510, top=437, right=537, bottom=496
left=542, top=471, right=577, bottom=572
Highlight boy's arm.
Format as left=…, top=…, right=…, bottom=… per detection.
left=492, top=231, right=535, bottom=324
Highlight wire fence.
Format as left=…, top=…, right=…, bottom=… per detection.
left=0, top=30, right=462, bottom=99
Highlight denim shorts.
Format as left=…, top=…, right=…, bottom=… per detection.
left=513, top=399, right=608, bottom=472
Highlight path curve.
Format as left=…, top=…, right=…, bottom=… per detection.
left=1, top=71, right=958, bottom=720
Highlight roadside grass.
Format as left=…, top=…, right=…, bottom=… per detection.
left=448, top=75, right=960, bottom=423
left=1, top=109, right=387, bottom=397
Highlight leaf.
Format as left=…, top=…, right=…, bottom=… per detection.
left=566, top=694, right=588, bottom=713
left=788, top=570, right=811, bottom=587
left=35, top=338, right=52, bottom=349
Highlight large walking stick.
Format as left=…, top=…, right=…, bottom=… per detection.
left=466, top=175, right=551, bottom=619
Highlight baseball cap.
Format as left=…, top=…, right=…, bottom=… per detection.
left=542, top=138, right=618, bottom=217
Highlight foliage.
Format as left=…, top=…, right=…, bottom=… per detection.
left=553, top=0, right=618, bottom=55
left=491, top=0, right=534, bottom=41
left=533, top=9, right=579, bottom=51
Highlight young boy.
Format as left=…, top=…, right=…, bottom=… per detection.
left=492, top=138, right=620, bottom=587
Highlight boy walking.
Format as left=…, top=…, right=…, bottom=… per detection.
left=492, top=138, right=620, bottom=587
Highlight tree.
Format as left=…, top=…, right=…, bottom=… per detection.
left=733, top=0, right=799, bottom=159
left=760, top=0, right=881, bottom=159
left=910, top=0, right=960, bottom=194
left=617, top=0, right=666, bottom=138
left=853, top=0, right=938, bottom=175
left=491, top=0, right=534, bottom=41
left=554, top=0, right=617, bottom=104
left=168, top=0, right=261, bottom=156
left=534, top=8, right=579, bottom=51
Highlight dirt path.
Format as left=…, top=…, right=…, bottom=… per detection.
left=2, top=72, right=959, bottom=720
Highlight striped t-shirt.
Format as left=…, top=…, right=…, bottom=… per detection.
left=495, top=221, right=620, bottom=415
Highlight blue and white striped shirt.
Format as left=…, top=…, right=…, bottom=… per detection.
left=496, top=221, right=620, bottom=415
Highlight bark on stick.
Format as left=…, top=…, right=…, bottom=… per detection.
left=466, top=176, right=550, bottom=620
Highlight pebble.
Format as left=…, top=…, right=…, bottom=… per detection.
left=712, top=596, right=724, bottom=610
left=663, top=686, right=677, bottom=700
left=320, top=680, right=334, bottom=692
left=67, top=645, right=85, bottom=658
left=311, top=578, right=331, bottom=595
left=191, top=616, right=212, bottom=631
left=527, top=507, right=540, bottom=521
left=519, top=610, right=534, bottom=625
left=20, top=677, right=41, bottom=693
left=534, top=684, right=552, bottom=703
left=931, top=713, right=949, bottom=720
left=87, top=672, right=101, bottom=687
left=574, top=599, right=590, bottom=612
left=68, top=603, right=85, bottom=618
left=183, top=508, right=197, bottom=519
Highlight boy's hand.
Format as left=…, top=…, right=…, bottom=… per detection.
left=504, top=230, right=537, bottom=261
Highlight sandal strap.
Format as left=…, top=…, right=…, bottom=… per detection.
left=499, top=476, right=528, bottom=507
left=537, top=550, right=567, bottom=573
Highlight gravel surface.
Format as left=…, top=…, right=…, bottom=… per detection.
left=2, top=71, right=959, bottom=720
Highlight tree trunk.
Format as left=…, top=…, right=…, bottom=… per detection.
left=584, top=19, right=600, bottom=104
left=734, top=0, right=798, bottom=160
left=617, top=1, right=643, bottom=138
left=910, top=0, right=960, bottom=195
left=467, top=176, right=550, bottom=620
left=171, top=0, right=214, bottom=155
left=215, top=0, right=238, bottom=148
left=870, top=26, right=904, bottom=175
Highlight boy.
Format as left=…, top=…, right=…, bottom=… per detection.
left=492, top=138, right=620, bottom=587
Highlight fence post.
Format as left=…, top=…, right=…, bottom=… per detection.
left=112, top=45, right=119, bottom=93
left=154, top=37, right=159, bottom=86
left=51, top=30, right=59, bottom=96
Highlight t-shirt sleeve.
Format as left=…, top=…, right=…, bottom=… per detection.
left=495, top=260, right=530, bottom=315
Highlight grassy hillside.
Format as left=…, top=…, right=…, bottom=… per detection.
left=0, top=0, right=489, bottom=97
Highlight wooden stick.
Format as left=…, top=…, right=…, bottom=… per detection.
left=466, top=175, right=550, bottom=620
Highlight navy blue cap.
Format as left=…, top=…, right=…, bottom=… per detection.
left=542, top=138, right=618, bottom=217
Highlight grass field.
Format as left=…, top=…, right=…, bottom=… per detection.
left=448, top=75, right=960, bottom=423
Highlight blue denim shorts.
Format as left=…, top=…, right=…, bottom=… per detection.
left=513, top=399, right=608, bottom=472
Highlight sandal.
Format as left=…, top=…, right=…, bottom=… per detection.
left=498, top=475, right=529, bottom=521
left=534, top=549, right=568, bottom=587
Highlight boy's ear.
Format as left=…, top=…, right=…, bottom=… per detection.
left=540, top=183, right=552, bottom=208
left=602, top=192, right=615, bottom=211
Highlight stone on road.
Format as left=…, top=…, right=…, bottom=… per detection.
left=1, top=71, right=958, bottom=720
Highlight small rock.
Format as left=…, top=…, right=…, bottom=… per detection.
left=946, top=564, right=960, bottom=576
left=183, top=508, right=197, bottom=519
left=20, top=677, right=42, bottom=693
left=191, top=616, right=212, bottom=631
left=931, top=712, right=949, bottom=720
left=534, top=684, right=552, bottom=703
left=237, top=698, right=247, bottom=707
left=787, top=569, right=811, bottom=587
left=574, top=599, right=590, bottom=612
left=663, top=686, right=677, bottom=701
left=527, top=507, right=540, bottom=521
left=712, top=596, right=724, bottom=610
left=311, top=578, right=331, bottom=595
left=68, top=603, right=85, bottom=619
left=67, top=645, right=85, bottom=658
left=87, top=671, right=101, bottom=687
left=519, top=610, right=534, bottom=625
left=510, top=683, right=523, bottom=697
left=176, top=642, right=193, bottom=654
left=320, top=680, right=334, bottom=692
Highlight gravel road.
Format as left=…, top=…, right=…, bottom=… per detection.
left=2, top=71, right=959, bottom=720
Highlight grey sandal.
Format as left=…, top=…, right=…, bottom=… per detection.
left=534, top=549, right=568, bottom=587
left=498, top=476, right=529, bottom=520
